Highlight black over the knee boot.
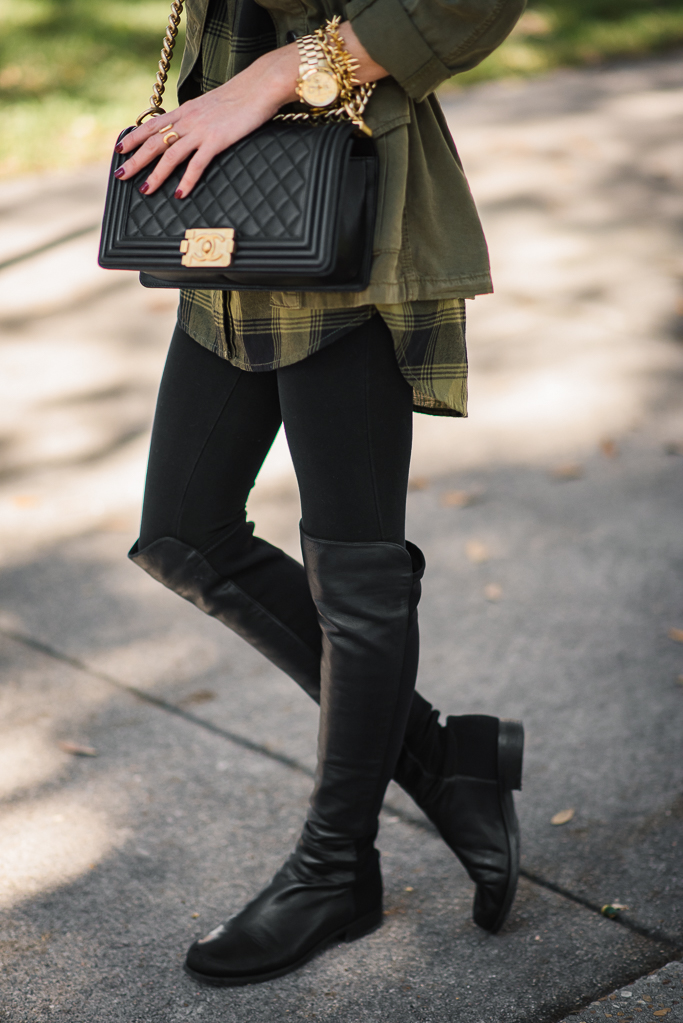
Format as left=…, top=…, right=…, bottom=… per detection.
left=129, top=534, right=522, bottom=934
left=182, top=532, right=416, bottom=985
left=394, top=706, right=523, bottom=933
left=128, top=535, right=321, bottom=700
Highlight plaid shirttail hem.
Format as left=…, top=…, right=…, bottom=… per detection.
left=376, top=300, right=467, bottom=417
left=178, top=290, right=467, bottom=418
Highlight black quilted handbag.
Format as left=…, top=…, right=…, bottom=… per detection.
left=98, top=2, right=378, bottom=292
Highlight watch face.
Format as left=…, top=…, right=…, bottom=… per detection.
left=300, top=69, right=339, bottom=108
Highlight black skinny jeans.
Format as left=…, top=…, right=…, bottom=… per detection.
left=139, top=317, right=414, bottom=657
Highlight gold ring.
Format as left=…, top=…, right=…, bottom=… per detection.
left=163, top=131, right=180, bottom=146
left=158, top=123, right=174, bottom=133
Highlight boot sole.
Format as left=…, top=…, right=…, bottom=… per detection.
left=482, top=720, right=524, bottom=934
left=483, top=787, right=521, bottom=934
left=183, top=907, right=384, bottom=987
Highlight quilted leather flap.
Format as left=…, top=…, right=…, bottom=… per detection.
left=124, top=122, right=352, bottom=242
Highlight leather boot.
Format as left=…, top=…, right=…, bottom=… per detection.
left=394, top=707, right=524, bottom=933
left=183, top=533, right=416, bottom=985
left=184, top=819, right=383, bottom=986
left=129, top=535, right=522, bottom=933
left=128, top=536, right=321, bottom=700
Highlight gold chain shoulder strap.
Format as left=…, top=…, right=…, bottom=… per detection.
left=136, top=0, right=186, bottom=126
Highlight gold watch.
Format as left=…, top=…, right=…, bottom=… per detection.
left=295, top=33, right=340, bottom=108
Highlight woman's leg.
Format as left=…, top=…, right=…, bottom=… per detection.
left=131, top=324, right=322, bottom=690
left=277, top=316, right=417, bottom=838
left=132, top=323, right=522, bottom=960
left=277, top=323, right=522, bottom=938
left=185, top=316, right=419, bottom=984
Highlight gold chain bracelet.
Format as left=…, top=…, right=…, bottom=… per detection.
left=276, top=16, right=376, bottom=136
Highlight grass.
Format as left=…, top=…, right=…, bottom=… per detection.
left=2, top=0, right=683, bottom=177
left=453, top=0, right=683, bottom=86
left=0, top=0, right=184, bottom=177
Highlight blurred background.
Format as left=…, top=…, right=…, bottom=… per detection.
left=4, top=0, right=683, bottom=175
left=0, top=4, right=682, bottom=1020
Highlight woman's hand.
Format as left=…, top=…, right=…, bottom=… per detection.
left=114, top=23, right=387, bottom=199
left=114, top=44, right=300, bottom=199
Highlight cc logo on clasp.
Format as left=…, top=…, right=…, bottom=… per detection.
left=179, top=228, right=236, bottom=267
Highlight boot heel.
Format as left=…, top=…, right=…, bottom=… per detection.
left=498, top=720, right=524, bottom=791
left=344, top=907, right=384, bottom=942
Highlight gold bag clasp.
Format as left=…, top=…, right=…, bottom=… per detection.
left=180, top=228, right=235, bottom=267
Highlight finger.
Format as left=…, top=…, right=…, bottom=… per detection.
left=116, top=109, right=181, bottom=154
left=115, top=131, right=172, bottom=181
left=174, top=145, right=222, bottom=198
left=141, top=137, right=199, bottom=194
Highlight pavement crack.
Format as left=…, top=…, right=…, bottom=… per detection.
left=519, top=868, right=682, bottom=952
left=0, top=625, right=313, bottom=778
left=4, top=624, right=682, bottom=957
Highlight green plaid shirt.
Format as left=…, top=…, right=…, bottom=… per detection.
left=177, top=0, right=467, bottom=417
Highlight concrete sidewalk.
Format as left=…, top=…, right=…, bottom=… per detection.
left=1, top=53, right=682, bottom=1022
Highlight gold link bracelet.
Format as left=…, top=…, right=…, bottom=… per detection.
left=276, top=16, right=376, bottom=136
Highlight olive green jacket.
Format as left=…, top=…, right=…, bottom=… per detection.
left=176, top=0, right=525, bottom=308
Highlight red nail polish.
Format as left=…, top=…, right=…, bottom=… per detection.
left=114, top=167, right=125, bottom=179
left=139, top=182, right=149, bottom=194
left=174, top=188, right=183, bottom=199
left=115, top=142, right=124, bottom=154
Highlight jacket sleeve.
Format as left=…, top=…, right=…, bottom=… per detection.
left=345, top=0, right=526, bottom=102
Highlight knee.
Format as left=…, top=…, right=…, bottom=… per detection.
left=197, top=516, right=263, bottom=578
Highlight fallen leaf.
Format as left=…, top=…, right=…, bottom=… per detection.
left=653, top=1010, right=671, bottom=1016
left=404, top=886, right=414, bottom=892
left=551, top=808, right=575, bottom=825
left=408, top=476, right=429, bottom=491
left=12, top=494, right=41, bottom=508
left=440, top=489, right=481, bottom=508
left=677, top=675, right=683, bottom=686
left=465, top=539, right=490, bottom=563
left=664, top=441, right=683, bottom=456
left=600, top=438, right=618, bottom=458
left=668, top=627, right=683, bottom=643
left=484, top=583, right=503, bottom=602
left=191, top=913, right=200, bottom=919
left=58, top=740, right=98, bottom=757
left=180, top=689, right=216, bottom=706
left=551, top=462, right=583, bottom=481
